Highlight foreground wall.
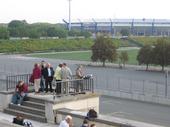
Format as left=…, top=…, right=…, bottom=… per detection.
left=45, top=93, right=99, bottom=123
left=96, top=89, right=170, bottom=106
left=0, top=91, right=13, bottom=111
left=55, top=108, right=164, bottom=127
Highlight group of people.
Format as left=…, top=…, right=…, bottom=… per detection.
left=59, top=115, right=96, bottom=127
left=31, top=60, right=85, bottom=94
left=31, top=61, right=55, bottom=94
left=10, top=61, right=85, bottom=105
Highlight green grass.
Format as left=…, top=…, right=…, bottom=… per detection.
left=30, top=51, right=92, bottom=61
left=123, top=49, right=139, bottom=65
left=29, top=49, right=139, bottom=65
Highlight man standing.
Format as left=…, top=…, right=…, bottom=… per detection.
left=40, top=60, right=46, bottom=92
left=44, top=63, right=54, bottom=93
left=61, top=63, right=72, bottom=94
left=75, top=65, right=84, bottom=92
left=54, top=63, right=62, bottom=94
left=61, top=63, right=72, bottom=80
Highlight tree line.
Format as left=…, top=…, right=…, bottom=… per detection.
left=137, top=38, right=170, bottom=71
left=91, top=36, right=170, bottom=71
left=0, top=20, right=91, bottom=39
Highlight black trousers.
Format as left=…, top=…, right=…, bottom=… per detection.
left=55, top=80, right=62, bottom=94
left=45, top=77, right=53, bottom=92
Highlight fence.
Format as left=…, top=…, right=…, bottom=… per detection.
left=2, top=74, right=94, bottom=96
left=6, top=74, right=33, bottom=91
left=95, top=76, right=170, bottom=98
left=1, top=72, right=169, bottom=98
left=52, top=78, right=94, bottom=96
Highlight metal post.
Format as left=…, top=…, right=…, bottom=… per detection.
left=68, top=0, right=71, bottom=31
left=6, top=76, right=8, bottom=91
left=142, top=80, right=145, bottom=95
left=165, top=70, right=168, bottom=97
left=92, top=78, right=94, bottom=93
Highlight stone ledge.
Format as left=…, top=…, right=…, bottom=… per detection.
left=28, top=93, right=100, bottom=104
left=56, top=108, right=164, bottom=127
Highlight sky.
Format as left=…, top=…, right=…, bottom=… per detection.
left=0, top=0, right=170, bottom=24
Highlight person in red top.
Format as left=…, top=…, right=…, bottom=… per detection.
left=11, top=80, right=28, bottom=106
left=32, top=63, right=41, bottom=94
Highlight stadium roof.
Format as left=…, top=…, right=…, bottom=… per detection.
left=63, top=18, right=170, bottom=24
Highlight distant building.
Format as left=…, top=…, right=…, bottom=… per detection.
left=63, top=19, right=170, bottom=36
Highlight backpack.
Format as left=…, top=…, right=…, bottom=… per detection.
left=87, top=109, right=97, bottom=119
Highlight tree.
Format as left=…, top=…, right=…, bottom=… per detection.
left=120, top=28, right=130, bottom=36
left=55, top=28, right=67, bottom=38
left=46, top=27, right=57, bottom=37
left=8, top=20, right=28, bottom=37
left=28, top=28, right=40, bottom=39
left=119, top=51, right=128, bottom=68
left=137, top=45, right=153, bottom=70
left=152, top=38, right=169, bottom=71
left=0, top=26, right=9, bottom=39
left=81, top=31, right=91, bottom=38
left=91, top=36, right=117, bottom=67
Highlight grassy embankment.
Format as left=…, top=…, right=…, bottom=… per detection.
left=1, top=37, right=170, bottom=65
left=30, top=49, right=139, bottom=65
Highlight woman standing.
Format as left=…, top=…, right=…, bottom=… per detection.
left=32, top=63, right=41, bottom=94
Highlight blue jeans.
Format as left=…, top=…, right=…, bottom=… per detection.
left=11, top=92, right=27, bottom=105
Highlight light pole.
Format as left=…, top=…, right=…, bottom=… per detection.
left=68, top=0, right=71, bottom=31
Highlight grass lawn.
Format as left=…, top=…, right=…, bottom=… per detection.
left=29, top=49, right=139, bottom=65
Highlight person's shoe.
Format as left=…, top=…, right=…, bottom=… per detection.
left=10, top=102, right=13, bottom=105
left=17, top=104, right=21, bottom=106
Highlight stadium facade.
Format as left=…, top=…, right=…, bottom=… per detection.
left=63, top=19, right=170, bottom=36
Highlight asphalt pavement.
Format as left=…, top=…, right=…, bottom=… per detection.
left=100, top=95, right=170, bottom=127
left=0, top=54, right=170, bottom=127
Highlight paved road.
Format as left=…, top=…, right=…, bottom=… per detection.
left=100, top=95, right=170, bottom=127
left=0, top=54, right=170, bottom=126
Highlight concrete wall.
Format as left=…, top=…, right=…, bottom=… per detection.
left=55, top=108, right=164, bottom=127
left=45, top=93, right=99, bottom=123
left=95, top=89, right=170, bottom=106
left=0, top=91, right=13, bottom=111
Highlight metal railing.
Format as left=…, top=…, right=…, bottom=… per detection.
left=95, top=76, right=169, bottom=98
left=6, top=74, right=33, bottom=91
left=52, top=78, right=94, bottom=96
left=4, top=74, right=94, bottom=96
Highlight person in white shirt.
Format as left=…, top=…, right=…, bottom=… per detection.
left=59, top=115, right=72, bottom=127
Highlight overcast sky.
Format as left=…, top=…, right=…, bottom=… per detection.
left=0, top=0, right=170, bottom=23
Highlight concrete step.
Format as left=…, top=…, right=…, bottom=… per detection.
left=4, top=108, right=47, bottom=123
left=22, top=101, right=45, bottom=110
left=9, top=104, right=45, bottom=116
left=27, top=96, right=45, bottom=104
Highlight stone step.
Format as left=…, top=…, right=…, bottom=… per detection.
left=22, top=101, right=45, bottom=110
left=9, top=104, right=45, bottom=116
left=26, top=96, right=45, bottom=104
left=4, top=108, right=47, bottom=123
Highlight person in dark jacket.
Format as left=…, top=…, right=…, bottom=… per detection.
left=40, top=60, right=46, bottom=92
left=80, top=119, right=89, bottom=127
left=43, top=63, right=54, bottom=93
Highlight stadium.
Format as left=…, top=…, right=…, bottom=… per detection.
left=63, top=18, right=170, bottom=36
